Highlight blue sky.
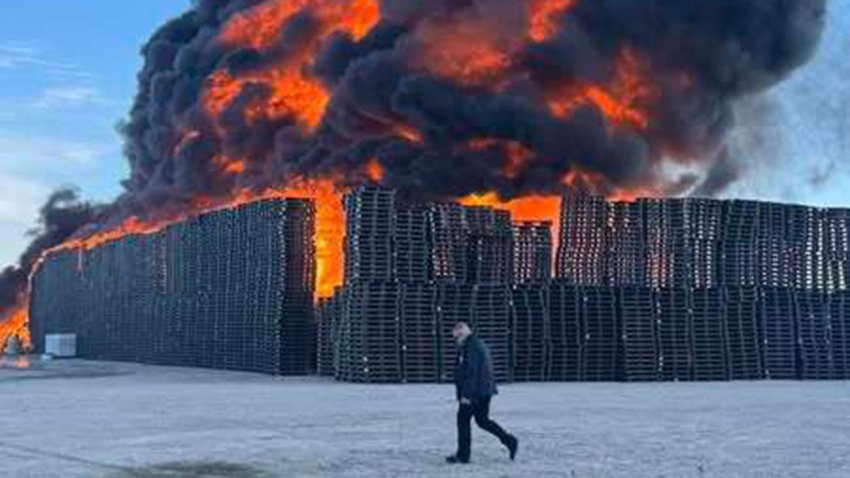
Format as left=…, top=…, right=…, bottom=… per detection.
left=0, top=1, right=190, bottom=266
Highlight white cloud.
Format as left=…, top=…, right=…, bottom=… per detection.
left=30, top=85, right=110, bottom=110
left=0, top=41, right=92, bottom=80
left=0, top=134, right=113, bottom=169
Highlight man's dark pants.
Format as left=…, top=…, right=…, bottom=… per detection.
left=456, top=396, right=512, bottom=461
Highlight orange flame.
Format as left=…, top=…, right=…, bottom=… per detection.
left=207, top=0, right=379, bottom=131
left=529, top=0, right=576, bottom=42
left=365, top=158, right=384, bottom=182
left=31, top=179, right=346, bottom=300
left=549, top=47, right=657, bottom=130
left=0, top=300, right=30, bottom=354
left=220, top=0, right=379, bottom=50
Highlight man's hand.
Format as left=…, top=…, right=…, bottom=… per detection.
left=460, top=397, right=472, bottom=405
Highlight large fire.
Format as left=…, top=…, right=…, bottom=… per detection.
left=0, top=300, right=30, bottom=354
left=8, top=0, right=814, bottom=348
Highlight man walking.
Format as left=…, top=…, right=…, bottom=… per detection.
left=446, top=322, right=519, bottom=464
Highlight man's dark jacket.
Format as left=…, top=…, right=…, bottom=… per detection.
left=454, top=334, right=499, bottom=401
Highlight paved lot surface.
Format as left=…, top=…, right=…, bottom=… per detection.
left=2, top=359, right=849, bottom=477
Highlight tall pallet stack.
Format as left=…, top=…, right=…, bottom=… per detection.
left=29, top=199, right=317, bottom=375
left=340, top=188, right=402, bottom=382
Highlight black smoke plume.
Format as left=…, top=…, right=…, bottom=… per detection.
left=0, top=189, right=104, bottom=314
left=119, top=0, right=826, bottom=210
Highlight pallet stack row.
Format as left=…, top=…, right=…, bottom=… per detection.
left=29, top=199, right=317, bottom=375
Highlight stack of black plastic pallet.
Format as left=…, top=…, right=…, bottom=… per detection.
left=721, top=202, right=763, bottom=380
left=466, top=207, right=513, bottom=284
left=757, top=203, right=793, bottom=289
left=556, top=193, right=607, bottom=286
left=825, top=209, right=850, bottom=291
left=618, top=286, right=658, bottom=381
left=757, top=287, right=798, bottom=379
left=547, top=282, right=582, bottom=380
left=581, top=286, right=619, bottom=381
left=339, top=281, right=402, bottom=383
left=607, top=201, right=645, bottom=287
left=400, top=283, right=439, bottom=382
left=795, top=289, right=834, bottom=379
left=395, top=206, right=431, bottom=283
left=722, top=201, right=761, bottom=288
left=642, top=201, right=692, bottom=380
left=690, top=288, right=728, bottom=380
left=510, top=284, right=549, bottom=381
left=429, top=204, right=470, bottom=283
left=339, top=188, right=402, bottom=382
left=687, top=200, right=727, bottom=380
left=831, top=289, right=850, bottom=378
left=512, top=222, right=553, bottom=284
left=471, top=284, right=512, bottom=383
left=643, top=199, right=690, bottom=289
left=29, top=199, right=317, bottom=376
left=316, top=293, right=341, bottom=377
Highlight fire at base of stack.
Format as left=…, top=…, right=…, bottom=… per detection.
left=27, top=188, right=850, bottom=381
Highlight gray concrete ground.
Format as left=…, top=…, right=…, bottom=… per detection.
left=1, top=359, right=849, bottom=478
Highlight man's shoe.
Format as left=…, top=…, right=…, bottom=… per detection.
left=446, top=454, right=469, bottom=464
left=507, top=436, right=519, bottom=461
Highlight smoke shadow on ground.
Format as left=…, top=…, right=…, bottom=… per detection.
left=104, top=461, right=268, bottom=478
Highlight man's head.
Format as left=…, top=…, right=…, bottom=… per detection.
left=452, top=322, right=472, bottom=345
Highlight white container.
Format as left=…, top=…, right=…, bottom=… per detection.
left=45, top=334, right=77, bottom=358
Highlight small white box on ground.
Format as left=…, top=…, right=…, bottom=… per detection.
left=45, top=334, right=77, bottom=358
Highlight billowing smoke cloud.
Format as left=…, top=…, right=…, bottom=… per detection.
left=118, top=0, right=826, bottom=209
